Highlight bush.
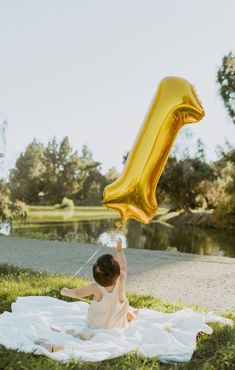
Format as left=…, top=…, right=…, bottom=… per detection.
left=0, top=195, right=27, bottom=223
left=213, top=196, right=235, bottom=228
left=54, top=197, right=74, bottom=210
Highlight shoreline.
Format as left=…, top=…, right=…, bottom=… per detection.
left=158, top=209, right=235, bottom=230
left=0, top=235, right=234, bottom=313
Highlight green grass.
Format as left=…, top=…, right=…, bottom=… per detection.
left=14, top=206, right=169, bottom=226
left=0, top=264, right=234, bottom=370
left=23, top=206, right=119, bottom=224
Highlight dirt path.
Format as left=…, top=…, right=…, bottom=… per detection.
left=0, top=235, right=234, bottom=313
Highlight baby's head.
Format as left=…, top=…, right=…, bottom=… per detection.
left=93, top=254, right=120, bottom=287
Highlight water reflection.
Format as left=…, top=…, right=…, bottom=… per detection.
left=0, top=221, right=11, bottom=235
left=126, top=220, right=235, bottom=257
left=7, top=218, right=235, bottom=257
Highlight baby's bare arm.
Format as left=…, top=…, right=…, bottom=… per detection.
left=118, top=270, right=127, bottom=303
left=117, top=250, right=127, bottom=273
left=114, top=238, right=127, bottom=273
left=60, top=282, right=95, bottom=299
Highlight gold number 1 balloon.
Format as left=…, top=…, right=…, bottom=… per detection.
left=103, top=76, right=205, bottom=226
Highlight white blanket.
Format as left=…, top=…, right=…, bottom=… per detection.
left=0, top=296, right=232, bottom=363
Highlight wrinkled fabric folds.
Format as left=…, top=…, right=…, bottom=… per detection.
left=0, top=296, right=232, bottom=363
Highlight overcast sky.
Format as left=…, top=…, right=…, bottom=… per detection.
left=0, top=0, right=235, bottom=175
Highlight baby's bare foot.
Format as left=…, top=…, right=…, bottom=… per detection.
left=133, top=309, right=139, bottom=316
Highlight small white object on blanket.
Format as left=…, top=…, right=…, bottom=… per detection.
left=0, top=296, right=232, bottom=363
left=79, top=328, right=94, bottom=341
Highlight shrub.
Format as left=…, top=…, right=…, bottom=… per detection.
left=54, top=197, right=74, bottom=210
left=0, top=195, right=27, bottom=222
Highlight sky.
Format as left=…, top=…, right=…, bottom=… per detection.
left=0, top=0, right=235, bottom=176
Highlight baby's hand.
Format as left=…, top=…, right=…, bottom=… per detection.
left=113, top=237, right=123, bottom=253
left=60, top=287, right=69, bottom=296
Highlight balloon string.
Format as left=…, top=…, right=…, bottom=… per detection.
left=72, top=225, right=121, bottom=279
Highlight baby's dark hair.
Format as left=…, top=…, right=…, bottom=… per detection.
left=93, top=254, right=120, bottom=287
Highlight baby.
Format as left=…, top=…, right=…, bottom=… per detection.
left=61, top=237, right=138, bottom=329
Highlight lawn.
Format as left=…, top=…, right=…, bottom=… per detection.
left=15, top=206, right=169, bottom=225
left=22, top=206, right=119, bottom=224
left=0, top=264, right=234, bottom=370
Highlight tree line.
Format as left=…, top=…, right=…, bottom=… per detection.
left=9, top=138, right=108, bottom=206
left=0, top=135, right=208, bottom=207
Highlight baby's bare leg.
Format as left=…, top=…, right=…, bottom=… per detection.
left=126, top=310, right=139, bottom=322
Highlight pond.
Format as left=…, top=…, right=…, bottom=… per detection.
left=2, top=218, right=235, bottom=258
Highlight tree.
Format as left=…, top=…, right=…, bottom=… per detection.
left=0, top=178, right=27, bottom=222
left=122, top=152, right=129, bottom=165
left=195, top=138, right=206, bottom=162
left=217, top=51, right=235, bottom=124
left=76, top=144, right=107, bottom=205
left=158, top=156, right=214, bottom=210
left=213, top=159, right=235, bottom=227
left=8, top=138, right=108, bottom=206
left=10, top=140, right=46, bottom=203
left=214, top=142, right=235, bottom=202
left=105, top=167, right=120, bottom=183
left=123, top=137, right=211, bottom=210
left=0, top=121, right=26, bottom=223
left=43, top=137, right=80, bottom=203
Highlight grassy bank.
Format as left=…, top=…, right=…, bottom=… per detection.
left=10, top=205, right=235, bottom=232
left=0, top=264, right=234, bottom=370
left=15, top=206, right=169, bottom=225
left=23, top=206, right=119, bottom=224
